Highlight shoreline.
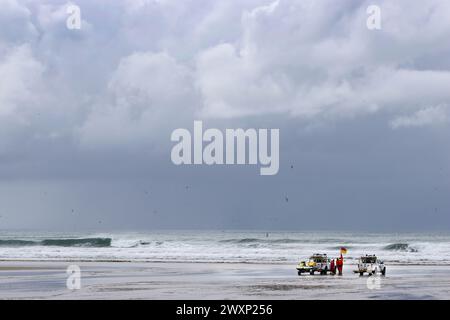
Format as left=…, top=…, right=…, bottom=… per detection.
left=1, top=260, right=450, bottom=299
left=1, top=258, right=449, bottom=267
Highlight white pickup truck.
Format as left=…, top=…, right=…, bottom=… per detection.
left=354, top=255, right=386, bottom=276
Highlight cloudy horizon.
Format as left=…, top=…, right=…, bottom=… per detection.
left=0, top=0, right=449, bottom=232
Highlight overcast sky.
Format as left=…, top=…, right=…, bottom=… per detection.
left=0, top=0, right=449, bottom=231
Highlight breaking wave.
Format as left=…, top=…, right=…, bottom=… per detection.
left=383, top=243, right=418, bottom=252
left=0, top=240, right=36, bottom=246
left=1, top=232, right=449, bottom=264
left=0, top=238, right=111, bottom=247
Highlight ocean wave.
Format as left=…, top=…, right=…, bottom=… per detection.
left=127, top=240, right=163, bottom=248
left=0, top=238, right=111, bottom=248
left=329, top=245, right=353, bottom=250
left=219, top=238, right=260, bottom=244
left=383, top=243, right=418, bottom=252
left=219, top=238, right=303, bottom=244
left=0, top=240, right=36, bottom=246
left=1, top=232, right=449, bottom=264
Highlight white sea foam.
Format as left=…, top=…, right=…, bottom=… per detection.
left=0, top=231, right=449, bottom=265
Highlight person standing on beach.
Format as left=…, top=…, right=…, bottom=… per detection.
left=336, top=254, right=344, bottom=275
left=336, top=247, right=347, bottom=275
left=330, top=258, right=335, bottom=275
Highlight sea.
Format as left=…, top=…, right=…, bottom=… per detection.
left=1, top=230, right=449, bottom=265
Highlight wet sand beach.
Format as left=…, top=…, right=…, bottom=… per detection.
left=0, top=261, right=449, bottom=299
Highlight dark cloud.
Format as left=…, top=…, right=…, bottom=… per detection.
left=0, top=0, right=449, bottom=231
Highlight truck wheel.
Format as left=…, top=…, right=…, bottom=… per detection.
left=382, top=267, right=386, bottom=276
left=310, top=270, right=314, bottom=275
left=298, top=271, right=302, bottom=276
left=359, top=272, right=364, bottom=276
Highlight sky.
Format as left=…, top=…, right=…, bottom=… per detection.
left=0, top=0, right=449, bottom=231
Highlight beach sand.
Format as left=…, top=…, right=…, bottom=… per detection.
left=1, top=261, right=449, bottom=299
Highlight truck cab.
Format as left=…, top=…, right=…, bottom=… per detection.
left=297, top=254, right=331, bottom=275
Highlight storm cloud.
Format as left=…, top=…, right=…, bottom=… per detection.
left=0, top=0, right=449, bottom=231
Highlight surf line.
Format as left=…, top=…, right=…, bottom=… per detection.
left=171, top=121, right=279, bottom=175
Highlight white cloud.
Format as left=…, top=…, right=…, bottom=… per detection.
left=0, top=45, right=44, bottom=117
left=390, top=105, right=450, bottom=129
left=0, top=0, right=38, bottom=49
left=108, top=51, right=193, bottom=109
left=79, top=51, right=198, bottom=148
left=2, top=0, right=450, bottom=153
left=196, top=43, right=287, bottom=118
left=194, top=0, right=450, bottom=124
